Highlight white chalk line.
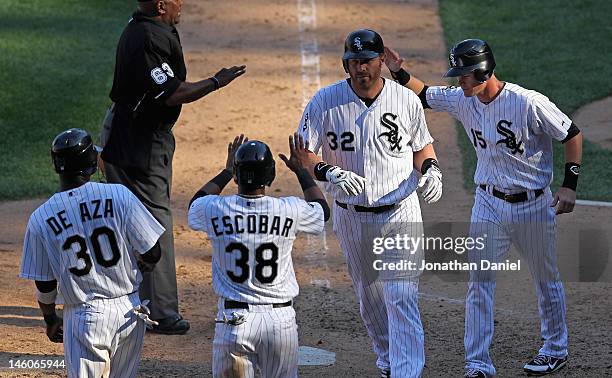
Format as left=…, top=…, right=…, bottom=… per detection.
left=297, top=0, right=329, bottom=289
left=576, top=199, right=612, bottom=208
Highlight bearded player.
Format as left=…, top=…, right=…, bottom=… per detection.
left=297, top=29, right=443, bottom=378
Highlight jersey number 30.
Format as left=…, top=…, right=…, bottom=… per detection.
left=63, top=227, right=121, bottom=277
left=225, top=242, right=278, bottom=284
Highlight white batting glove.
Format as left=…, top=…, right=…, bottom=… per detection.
left=418, top=166, right=442, bottom=204
left=133, top=299, right=159, bottom=328
left=326, top=166, right=366, bottom=196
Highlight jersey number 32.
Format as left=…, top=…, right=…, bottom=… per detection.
left=225, top=242, right=279, bottom=284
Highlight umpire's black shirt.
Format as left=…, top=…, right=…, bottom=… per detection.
left=102, top=11, right=187, bottom=171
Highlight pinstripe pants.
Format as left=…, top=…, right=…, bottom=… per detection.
left=333, top=193, right=425, bottom=377
left=213, top=300, right=298, bottom=378
left=465, top=187, right=568, bottom=376
left=63, top=292, right=146, bottom=378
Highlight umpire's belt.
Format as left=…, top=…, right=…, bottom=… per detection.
left=479, top=184, right=544, bottom=203
left=224, top=300, right=292, bottom=310
left=335, top=200, right=396, bottom=213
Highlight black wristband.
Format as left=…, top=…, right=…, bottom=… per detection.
left=43, top=313, right=59, bottom=326
left=390, top=68, right=411, bottom=86
left=296, top=168, right=317, bottom=190
left=314, top=162, right=334, bottom=181
left=420, top=158, right=440, bottom=175
left=210, top=76, right=221, bottom=90
left=211, top=169, right=233, bottom=188
left=561, top=162, right=580, bottom=191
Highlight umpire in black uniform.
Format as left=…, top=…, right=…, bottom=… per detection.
left=101, top=0, right=246, bottom=334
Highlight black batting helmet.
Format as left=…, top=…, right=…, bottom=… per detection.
left=234, top=141, right=275, bottom=188
left=51, top=128, right=100, bottom=176
left=444, top=39, right=496, bottom=82
left=342, top=29, right=384, bottom=72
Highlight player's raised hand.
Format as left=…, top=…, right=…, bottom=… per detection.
left=226, top=134, right=248, bottom=171
left=384, top=46, right=404, bottom=73
left=551, top=187, right=576, bottom=215
left=214, top=65, right=247, bottom=88
left=279, top=133, right=311, bottom=172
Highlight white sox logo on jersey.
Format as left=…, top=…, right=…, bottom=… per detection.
left=354, top=37, right=363, bottom=51
left=379, top=112, right=404, bottom=152
left=495, top=120, right=524, bottom=155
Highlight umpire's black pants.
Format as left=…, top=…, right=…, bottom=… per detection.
left=103, top=150, right=179, bottom=321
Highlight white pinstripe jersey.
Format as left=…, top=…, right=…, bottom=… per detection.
left=20, top=182, right=165, bottom=304
left=298, top=79, right=434, bottom=206
left=188, top=195, right=324, bottom=303
left=426, top=83, right=572, bottom=191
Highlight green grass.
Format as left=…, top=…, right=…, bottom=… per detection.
left=0, top=0, right=134, bottom=200
left=439, top=0, right=612, bottom=200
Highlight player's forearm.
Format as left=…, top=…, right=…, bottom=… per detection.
left=296, top=169, right=324, bottom=202
left=560, top=132, right=583, bottom=191
left=407, top=75, right=426, bottom=95
left=413, top=144, right=438, bottom=172
left=390, top=67, right=426, bottom=95
left=141, top=241, right=161, bottom=264
left=165, top=79, right=218, bottom=106
left=295, top=168, right=330, bottom=221
left=38, top=302, right=57, bottom=317
left=35, top=280, right=58, bottom=316
left=189, top=169, right=233, bottom=207
left=303, top=151, right=325, bottom=180
left=563, top=132, right=582, bottom=164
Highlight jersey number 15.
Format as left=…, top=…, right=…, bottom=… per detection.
left=470, top=128, right=487, bottom=149
left=226, top=242, right=279, bottom=284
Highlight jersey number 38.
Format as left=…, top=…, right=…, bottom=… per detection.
left=225, top=242, right=279, bottom=284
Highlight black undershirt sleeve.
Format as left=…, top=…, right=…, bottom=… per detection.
left=418, top=85, right=430, bottom=109
left=561, top=123, right=580, bottom=144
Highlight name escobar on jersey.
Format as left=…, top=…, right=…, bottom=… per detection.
left=373, top=259, right=521, bottom=272
left=210, top=214, right=294, bottom=237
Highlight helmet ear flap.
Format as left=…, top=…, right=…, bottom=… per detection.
left=265, top=160, right=276, bottom=187
left=474, top=68, right=493, bottom=83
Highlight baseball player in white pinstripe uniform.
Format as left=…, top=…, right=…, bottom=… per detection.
left=20, top=128, right=164, bottom=378
left=297, top=29, right=443, bottom=378
left=188, top=135, right=329, bottom=378
left=386, top=39, right=583, bottom=377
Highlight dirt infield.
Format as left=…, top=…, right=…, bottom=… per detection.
left=1, top=1, right=611, bottom=377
